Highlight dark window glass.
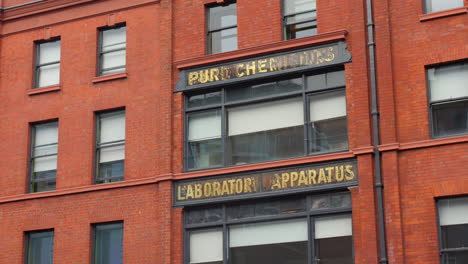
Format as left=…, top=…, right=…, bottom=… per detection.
left=228, top=98, right=304, bottom=165
left=438, top=196, right=468, bottom=263
left=227, top=197, right=306, bottom=220
left=226, top=78, right=302, bottom=102
left=26, top=230, right=54, bottom=264
left=96, top=111, right=125, bottom=183
left=94, top=222, right=123, bottom=264
left=311, top=192, right=352, bottom=210
left=187, top=110, right=222, bottom=170
left=428, top=62, right=468, bottom=138
left=30, top=122, right=58, bottom=193
left=309, top=90, right=348, bottom=154
left=307, top=71, right=345, bottom=91
left=34, top=39, right=60, bottom=88
left=186, top=207, right=223, bottom=225
left=283, top=0, right=317, bottom=40
left=207, top=3, right=237, bottom=54
left=442, top=251, right=468, bottom=264
left=425, top=0, right=463, bottom=13
left=188, top=91, right=222, bottom=109
left=98, top=24, right=126, bottom=76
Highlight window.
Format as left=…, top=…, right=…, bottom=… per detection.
left=25, top=230, right=54, bottom=264
left=98, top=24, right=126, bottom=76
left=93, top=222, right=123, bottom=264
left=95, top=110, right=125, bottom=184
left=427, top=62, right=468, bottom=138
left=34, top=38, right=60, bottom=88
left=207, top=2, right=237, bottom=54
left=30, top=121, right=58, bottom=192
left=185, top=70, right=347, bottom=170
left=185, top=192, right=353, bottom=264
left=424, top=0, right=464, bottom=13
left=438, top=196, right=468, bottom=264
left=283, top=0, right=317, bottom=39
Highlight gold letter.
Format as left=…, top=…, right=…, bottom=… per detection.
left=194, top=184, right=203, bottom=198
left=245, top=61, right=256, bottom=76
left=258, top=59, right=268, bottom=73
left=203, top=183, right=212, bottom=197
left=236, top=63, right=245, bottom=77
left=186, top=185, right=194, bottom=199
left=298, top=171, right=308, bottom=186
left=290, top=172, right=299, bottom=187
left=212, top=182, right=221, bottom=197
left=318, top=168, right=327, bottom=184
left=308, top=169, right=317, bottom=185
left=188, top=72, right=199, bottom=86
left=281, top=173, right=290, bottom=188
left=336, top=166, right=345, bottom=182
left=210, top=68, right=220, bottom=81
left=235, top=179, right=243, bottom=194
left=177, top=186, right=186, bottom=201
left=345, top=165, right=355, bottom=180
left=326, top=167, right=334, bottom=183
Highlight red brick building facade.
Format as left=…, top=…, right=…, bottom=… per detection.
left=0, top=0, right=466, bottom=263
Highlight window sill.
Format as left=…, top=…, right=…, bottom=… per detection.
left=420, top=7, right=467, bottom=22
left=27, top=85, right=61, bottom=96
left=92, top=72, right=128, bottom=84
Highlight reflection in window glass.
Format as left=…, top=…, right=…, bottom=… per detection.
left=314, top=214, right=353, bottom=264
left=228, top=98, right=304, bottom=165
left=226, top=78, right=302, bottom=102
left=283, top=0, right=317, bottom=39
left=190, top=229, right=223, bottom=264
left=94, top=222, right=123, bottom=264
left=26, top=230, right=54, bottom=264
left=35, top=39, right=61, bottom=88
left=30, top=122, right=58, bottom=193
left=438, top=197, right=468, bottom=263
left=425, top=0, right=463, bottom=13
left=99, top=25, right=126, bottom=75
left=208, top=3, right=237, bottom=54
left=188, top=110, right=222, bottom=169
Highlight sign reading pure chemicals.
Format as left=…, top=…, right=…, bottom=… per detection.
left=176, top=41, right=351, bottom=92
left=174, top=159, right=358, bottom=206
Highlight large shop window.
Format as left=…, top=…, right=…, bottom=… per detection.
left=283, top=0, right=317, bottom=39
left=185, top=192, right=353, bottom=264
left=30, top=121, right=58, bottom=193
left=427, top=62, right=468, bottom=138
left=438, top=196, right=468, bottom=264
left=185, top=70, right=347, bottom=170
left=207, top=2, right=238, bottom=54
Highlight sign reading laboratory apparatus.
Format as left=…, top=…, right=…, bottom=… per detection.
left=174, top=159, right=358, bottom=206
left=175, top=41, right=351, bottom=92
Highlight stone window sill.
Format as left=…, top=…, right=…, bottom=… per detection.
left=27, top=85, right=61, bottom=96
left=420, top=7, right=467, bottom=22
left=92, top=72, right=128, bottom=84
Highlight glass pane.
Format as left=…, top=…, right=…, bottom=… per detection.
left=438, top=196, right=468, bottom=226
left=35, top=123, right=58, bottom=146
left=284, top=0, right=316, bottom=15
left=33, top=155, right=57, bottom=173
left=285, top=20, right=317, bottom=39
left=188, top=91, right=222, bottom=109
left=102, top=50, right=126, bottom=72
left=310, top=192, right=351, bottom=210
left=34, top=144, right=58, bottom=156
left=186, top=207, right=223, bottom=224
left=314, top=214, right=353, bottom=264
left=226, top=78, right=303, bottom=102
left=38, top=63, right=60, bottom=87
left=39, top=40, right=60, bottom=64
left=429, top=63, right=468, bottom=102
left=94, top=223, right=123, bottom=264
left=229, top=219, right=308, bottom=264
left=188, top=110, right=221, bottom=141
left=228, top=98, right=304, bottom=165
left=441, top=224, right=468, bottom=249
left=98, top=159, right=124, bottom=183
left=307, top=73, right=326, bottom=91
left=309, top=91, right=348, bottom=153
left=99, top=111, right=125, bottom=143
left=210, top=28, right=238, bottom=54
left=31, top=176, right=56, bottom=193
left=190, top=229, right=223, bottom=264
left=442, top=251, right=468, bottom=264
left=28, top=231, right=54, bottom=264
left=99, top=145, right=125, bottom=163
left=426, top=0, right=464, bottom=13
left=209, top=3, right=237, bottom=30
left=285, top=11, right=316, bottom=25
left=188, top=138, right=222, bottom=170
left=432, top=101, right=468, bottom=137
left=102, top=26, right=126, bottom=52
left=227, top=197, right=306, bottom=220
left=326, top=71, right=346, bottom=88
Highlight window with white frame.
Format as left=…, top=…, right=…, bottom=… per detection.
left=30, top=121, right=58, bottom=193
left=95, top=110, right=125, bottom=184
left=424, top=0, right=464, bottom=13
left=185, top=192, right=353, bottom=264
left=185, top=70, right=347, bottom=170
left=427, top=62, right=468, bottom=138
left=437, top=196, right=468, bottom=264
left=34, top=38, right=60, bottom=88
left=25, top=230, right=54, bottom=264
left=98, top=24, right=126, bottom=76
left=283, top=0, right=317, bottom=39
left=207, top=2, right=237, bottom=54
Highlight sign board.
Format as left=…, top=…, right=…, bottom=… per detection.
left=176, top=41, right=351, bottom=92
left=174, top=159, right=358, bottom=206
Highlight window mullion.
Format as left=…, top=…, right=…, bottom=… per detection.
left=222, top=88, right=227, bottom=167
left=303, top=74, right=309, bottom=156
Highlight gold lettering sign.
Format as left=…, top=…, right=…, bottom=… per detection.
left=174, top=160, right=358, bottom=205
left=186, top=46, right=338, bottom=86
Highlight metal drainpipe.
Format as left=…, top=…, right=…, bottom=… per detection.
left=365, top=0, right=389, bottom=263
